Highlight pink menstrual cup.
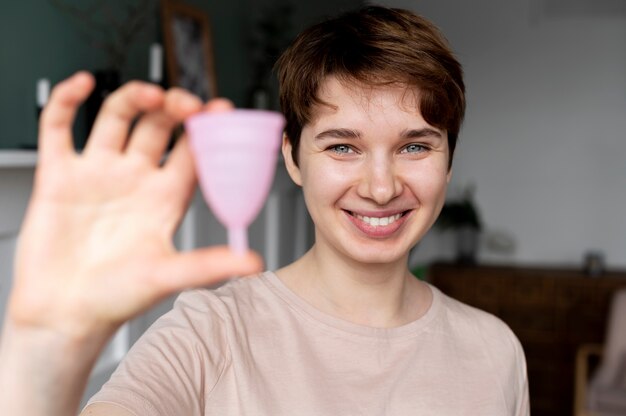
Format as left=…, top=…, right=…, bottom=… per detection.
left=185, top=109, right=285, bottom=254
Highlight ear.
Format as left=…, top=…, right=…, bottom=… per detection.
left=282, top=133, right=302, bottom=186
left=446, top=167, right=453, bottom=184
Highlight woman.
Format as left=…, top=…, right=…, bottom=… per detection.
left=0, top=6, right=529, bottom=416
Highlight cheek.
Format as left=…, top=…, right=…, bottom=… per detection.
left=300, top=160, right=350, bottom=202
left=406, top=162, right=449, bottom=206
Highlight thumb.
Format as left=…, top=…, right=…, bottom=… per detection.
left=151, top=247, right=265, bottom=293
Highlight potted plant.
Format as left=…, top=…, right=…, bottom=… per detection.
left=436, top=187, right=482, bottom=264
left=247, top=1, right=294, bottom=109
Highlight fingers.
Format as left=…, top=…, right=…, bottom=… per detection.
left=165, top=88, right=206, bottom=119
left=152, top=247, right=264, bottom=292
left=85, top=82, right=164, bottom=155
left=126, top=89, right=203, bottom=163
left=163, top=135, right=197, bottom=203
left=84, top=83, right=234, bottom=165
left=125, top=110, right=177, bottom=163
left=38, top=72, right=95, bottom=164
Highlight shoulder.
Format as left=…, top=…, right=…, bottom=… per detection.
left=86, top=274, right=273, bottom=414
left=160, top=272, right=284, bottom=343
left=431, top=285, right=529, bottom=414
left=434, top=286, right=522, bottom=355
left=113, top=274, right=272, bottom=367
left=168, top=273, right=271, bottom=323
left=431, top=286, right=527, bottom=377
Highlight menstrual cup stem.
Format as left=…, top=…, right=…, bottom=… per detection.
left=228, top=227, right=248, bottom=255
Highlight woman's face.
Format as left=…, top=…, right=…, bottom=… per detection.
left=283, top=77, right=451, bottom=266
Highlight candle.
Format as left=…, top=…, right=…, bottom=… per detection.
left=149, top=43, right=163, bottom=84
left=37, top=78, right=50, bottom=108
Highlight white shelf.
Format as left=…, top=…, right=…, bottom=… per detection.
left=0, top=151, right=38, bottom=168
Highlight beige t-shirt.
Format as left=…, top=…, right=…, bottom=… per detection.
left=88, top=271, right=529, bottom=415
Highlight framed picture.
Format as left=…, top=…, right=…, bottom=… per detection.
left=161, top=0, right=217, bottom=101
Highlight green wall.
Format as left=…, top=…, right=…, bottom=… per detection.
left=0, top=0, right=362, bottom=149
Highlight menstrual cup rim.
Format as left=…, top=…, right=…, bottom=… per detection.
left=186, top=108, right=285, bottom=126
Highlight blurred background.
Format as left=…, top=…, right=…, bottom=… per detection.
left=0, top=1, right=625, bottom=415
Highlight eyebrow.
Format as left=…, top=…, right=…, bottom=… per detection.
left=401, top=128, right=443, bottom=140
left=315, top=128, right=361, bottom=140
left=315, top=127, right=443, bottom=141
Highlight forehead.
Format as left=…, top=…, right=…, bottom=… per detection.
left=304, top=77, right=437, bottom=135
left=308, top=76, right=424, bottom=126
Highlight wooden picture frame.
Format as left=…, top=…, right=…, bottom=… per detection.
left=161, top=0, right=217, bottom=101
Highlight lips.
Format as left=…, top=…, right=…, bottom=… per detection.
left=344, top=210, right=411, bottom=238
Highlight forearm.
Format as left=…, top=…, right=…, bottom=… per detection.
left=0, top=319, right=108, bottom=416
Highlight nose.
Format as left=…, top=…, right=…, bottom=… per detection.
left=357, top=154, right=403, bottom=205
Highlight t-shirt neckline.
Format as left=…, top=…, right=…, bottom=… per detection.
left=260, top=270, right=442, bottom=340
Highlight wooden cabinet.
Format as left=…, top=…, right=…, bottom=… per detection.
left=427, top=262, right=626, bottom=416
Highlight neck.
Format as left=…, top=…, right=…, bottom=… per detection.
left=277, top=243, right=431, bottom=328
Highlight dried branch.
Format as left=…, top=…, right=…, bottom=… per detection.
left=49, top=0, right=157, bottom=73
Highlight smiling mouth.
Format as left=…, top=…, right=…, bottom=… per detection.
left=346, top=211, right=409, bottom=227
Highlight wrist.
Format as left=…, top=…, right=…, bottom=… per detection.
left=0, top=318, right=110, bottom=416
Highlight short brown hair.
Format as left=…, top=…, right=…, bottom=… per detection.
left=275, top=6, right=465, bottom=169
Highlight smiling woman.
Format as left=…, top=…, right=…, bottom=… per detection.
left=81, top=7, right=527, bottom=415
left=1, top=6, right=528, bottom=416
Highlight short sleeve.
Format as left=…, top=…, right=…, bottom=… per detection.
left=86, top=290, right=231, bottom=416
left=512, top=335, right=530, bottom=416
left=480, top=318, right=530, bottom=416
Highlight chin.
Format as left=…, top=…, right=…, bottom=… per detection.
left=338, top=239, right=414, bottom=266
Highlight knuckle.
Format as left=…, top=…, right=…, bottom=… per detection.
left=150, top=112, right=176, bottom=130
left=99, top=95, right=122, bottom=115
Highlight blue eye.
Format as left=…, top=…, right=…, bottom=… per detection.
left=401, top=144, right=427, bottom=154
left=330, top=144, right=354, bottom=154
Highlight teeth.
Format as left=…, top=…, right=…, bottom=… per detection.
left=355, top=213, right=402, bottom=227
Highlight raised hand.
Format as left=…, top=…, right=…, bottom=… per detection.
left=8, top=71, right=263, bottom=345
left=0, top=73, right=262, bottom=416
left=0, top=72, right=264, bottom=416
